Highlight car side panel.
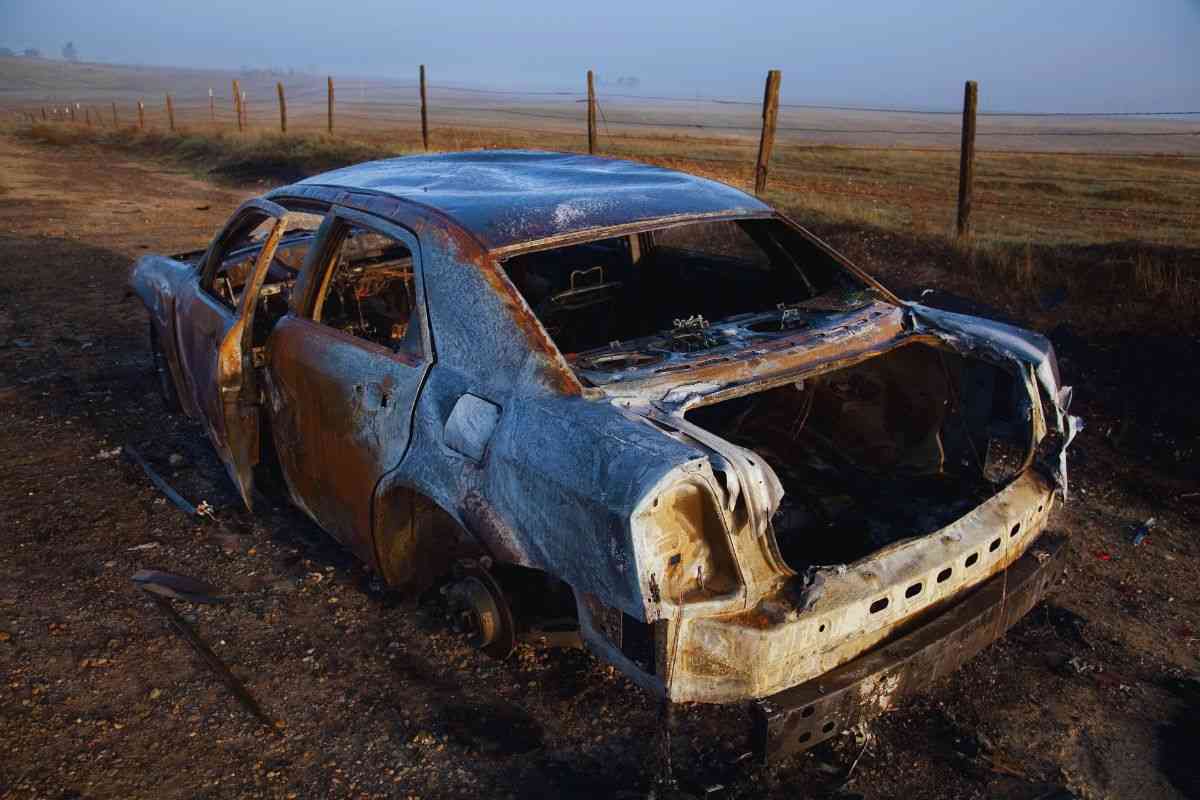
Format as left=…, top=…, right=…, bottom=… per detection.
left=265, top=316, right=429, bottom=566
left=369, top=220, right=704, bottom=615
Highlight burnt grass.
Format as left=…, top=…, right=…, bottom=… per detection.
left=1, top=132, right=1198, bottom=799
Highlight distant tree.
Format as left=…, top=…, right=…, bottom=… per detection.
left=0, top=47, right=14, bottom=57
left=23, top=48, right=42, bottom=58
left=62, top=41, right=78, bottom=62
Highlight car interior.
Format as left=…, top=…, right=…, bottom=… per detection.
left=501, top=218, right=862, bottom=357
left=208, top=216, right=420, bottom=355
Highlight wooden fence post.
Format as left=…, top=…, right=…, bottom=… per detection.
left=277, top=82, right=287, bottom=134
left=754, top=69, right=782, bottom=196
left=587, top=69, right=597, bottom=154
left=241, top=92, right=248, bottom=129
left=956, top=80, right=979, bottom=242
left=166, top=93, right=175, bottom=132
left=209, top=88, right=215, bottom=124
left=41, top=107, right=47, bottom=121
left=111, top=102, right=117, bottom=126
left=85, top=106, right=91, bottom=127
left=327, top=76, right=334, bottom=135
left=70, top=103, right=77, bottom=123
left=419, top=65, right=429, bottom=151
left=232, top=79, right=243, bottom=132
left=137, top=100, right=145, bottom=130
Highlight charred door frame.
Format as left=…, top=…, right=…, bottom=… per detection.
left=263, top=205, right=433, bottom=568
left=176, top=198, right=293, bottom=507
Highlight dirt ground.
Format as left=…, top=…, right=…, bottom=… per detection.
left=0, top=134, right=1197, bottom=800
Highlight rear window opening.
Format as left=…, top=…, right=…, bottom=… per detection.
left=501, top=218, right=872, bottom=364
left=683, top=343, right=1034, bottom=572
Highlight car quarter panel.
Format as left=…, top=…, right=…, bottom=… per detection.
left=391, top=372, right=706, bottom=617
left=342, top=207, right=705, bottom=615
left=129, top=254, right=200, bottom=417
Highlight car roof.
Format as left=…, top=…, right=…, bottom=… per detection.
left=285, top=149, right=771, bottom=251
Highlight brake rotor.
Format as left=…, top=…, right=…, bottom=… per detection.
left=444, top=567, right=516, bottom=659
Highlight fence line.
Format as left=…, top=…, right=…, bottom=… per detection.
left=14, top=66, right=1200, bottom=243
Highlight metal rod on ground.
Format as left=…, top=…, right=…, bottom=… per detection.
left=232, top=79, right=242, bottom=132
left=587, top=69, right=597, bottom=154
left=327, top=75, right=334, bottom=135
left=419, top=65, right=428, bottom=151
left=166, top=93, right=175, bottom=132
left=754, top=69, right=782, bottom=196
left=277, top=81, right=287, bottom=134
left=956, top=80, right=979, bottom=242
left=111, top=102, right=117, bottom=127
left=138, top=589, right=277, bottom=731
left=123, top=445, right=199, bottom=516
left=137, top=100, right=144, bottom=130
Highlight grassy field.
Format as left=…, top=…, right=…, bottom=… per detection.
left=4, top=55, right=1199, bottom=323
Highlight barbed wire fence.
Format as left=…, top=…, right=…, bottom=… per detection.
left=9, top=66, right=1200, bottom=241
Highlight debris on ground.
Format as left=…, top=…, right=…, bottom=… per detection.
left=132, top=569, right=224, bottom=604
left=133, top=572, right=280, bottom=732
left=1130, top=518, right=1156, bottom=547
left=124, top=444, right=201, bottom=516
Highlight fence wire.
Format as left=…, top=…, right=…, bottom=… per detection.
left=12, top=69, right=1200, bottom=245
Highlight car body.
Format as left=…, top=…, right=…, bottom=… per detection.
left=129, top=150, right=1080, bottom=759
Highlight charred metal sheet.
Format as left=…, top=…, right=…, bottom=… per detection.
left=290, top=151, right=769, bottom=251
left=752, top=532, right=1067, bottom=762
left=906, top=303, right=1083, bottom=494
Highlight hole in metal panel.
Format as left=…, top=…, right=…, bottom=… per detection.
left=801, top=706, right=815, bottom=718
left=989, top=538, right=1001, bottom=552
left=905, top=582, right=922, bottom=599
left=937, top=567, right=952, bottom=583
left=1010, top=522, right=1021, bottom=538
left=869, top=597, right=889, bottom=614
left=965, top=552, right=979, bottom=568
left=798, top=731, right=812, bottom=744
left=821, top=721, right=836, bottom=734
left=818, top=624, right=826, bottom=633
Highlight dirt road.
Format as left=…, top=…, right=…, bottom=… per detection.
left=1, top=134, right=1197, bottom=799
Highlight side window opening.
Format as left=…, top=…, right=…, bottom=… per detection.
left=209, top=211, right=326, bottom=316
left=313, top=223, right=423, bottom=359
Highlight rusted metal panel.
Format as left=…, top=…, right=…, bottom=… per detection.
left=752, top=532, right=1068, bottom=761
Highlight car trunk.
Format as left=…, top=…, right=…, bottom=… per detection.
left=683, top=341, right=1036, bottom=573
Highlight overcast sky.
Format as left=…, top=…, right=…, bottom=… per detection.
left=3, top=0, right=1198, bottom=111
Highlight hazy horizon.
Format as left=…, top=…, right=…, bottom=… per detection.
left=3, top=0, right=1198, bottom=112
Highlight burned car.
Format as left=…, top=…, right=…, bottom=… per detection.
left=130, top=151, right=1080, bottom=759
